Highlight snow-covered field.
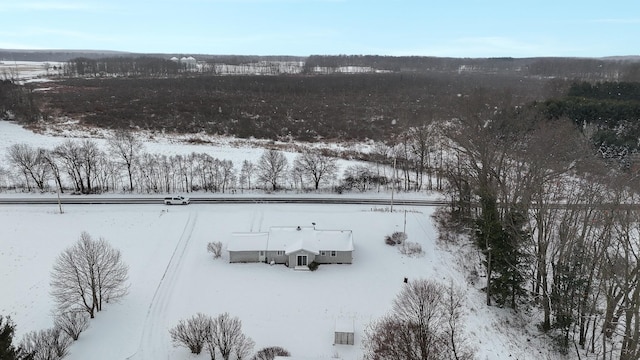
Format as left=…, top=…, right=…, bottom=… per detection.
left=0, top=61, right=64, bottom=81
left=0, top=120, right=374, bottom=180
left=0, top=203, right=552, bottom=360
left=0, top=120, right=559, bottom=359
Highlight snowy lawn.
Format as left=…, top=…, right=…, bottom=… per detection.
left=0, top=203, right=554, bottom=360
left=0, top=203, right=437, bottom=359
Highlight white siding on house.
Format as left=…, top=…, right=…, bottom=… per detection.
left=229, top=250, right=260, bottom=263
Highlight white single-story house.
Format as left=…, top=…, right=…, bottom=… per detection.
left=228, top=226, right=354, bottom=268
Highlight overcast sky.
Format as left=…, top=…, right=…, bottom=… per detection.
left=1, top=0, right=638, bottom=58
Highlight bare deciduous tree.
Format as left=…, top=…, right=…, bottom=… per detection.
left=108, top=130, right=143, bottom=192
left=169, top=313, right=210, bottom=355
left=364, top=279, right=474, bottom=360
left=292, top=150, right=338, bottom=190
left=6, top=143, right=49, bottom=191
left=239, top=160, right=255, bottom=191
left=53, top=140, right=84, bottom=193
left=53, top=139, right=104, bottom=194
left=20, top=327, right=72, bottom=360
left=234, top=333, right=255, bottom=360
left=208, top=313, right=253, bottom=360
left=79, top=139, right=101, bottom=193
left=50, top=232, right=129, bottom=318
left=54, top=309, right=89, bottom=341
left=256, top=149, right=288, bottom=191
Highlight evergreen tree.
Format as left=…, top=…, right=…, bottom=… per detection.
left=476, top=194, right=529, bottom=308
left=0, top=315, right=19, bottom=360
left=495, top=209, right=530, bottom=309
left=475, top=192, right=504, bottom=306
left=0, top=315, right=32, bottom=360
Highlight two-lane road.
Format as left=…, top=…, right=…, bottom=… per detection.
left=0, top=196, right=449, bottom=206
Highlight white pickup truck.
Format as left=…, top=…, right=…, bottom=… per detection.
left=164, top=195, right=190, bottom=205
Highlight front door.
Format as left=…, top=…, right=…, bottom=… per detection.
left=297, top=255, right=308, bottom=267
left=259, top=251, right=265, bottom=262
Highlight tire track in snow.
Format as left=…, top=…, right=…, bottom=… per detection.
left=257, top=210, right=264, bottom=232
left=126, top=212, right=198, bottom=360
left=249, top=210, right=263, bottom=232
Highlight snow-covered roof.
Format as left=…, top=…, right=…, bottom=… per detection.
left=335, top=318, right=354, bottom=333
left=229, top=226, right=353, bottom=253
left=226, top=232, right=268, bottom=251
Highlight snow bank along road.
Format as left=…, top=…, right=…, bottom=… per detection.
left=0, top=196, right=449, bottom=206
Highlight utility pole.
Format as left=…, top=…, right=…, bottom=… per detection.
left=403, top=209, right=407, bottom=233
left=390, top=158, right=396, bottom=212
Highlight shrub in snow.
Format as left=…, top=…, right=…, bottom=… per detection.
left=391, top=231, right=407, bottom=244
left=169, top=313, right=210, bottom=354
left=384, top=235, right=395, bottom=246
left=308, top=261, right=319, bottom=271
left=207, top=241, right=223, bottom=259
left=251, top=346, right=291, bottom=360
left=399, top=241, right=423, bottom=257
left=20, top=327, right=72, bottom=360
left=233, top=332, right=255, bottom=360
left=385, top=231, right=407, bottom=246
left=54, top=309, right=89, bottom=341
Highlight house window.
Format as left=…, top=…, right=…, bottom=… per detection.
left=277, top=251, right=284, bottom=256
left=297, top=255, right=308, bottom=266
left=320, top=251, right=327, bottom=256
left=331, top=251, right=337, bottom=257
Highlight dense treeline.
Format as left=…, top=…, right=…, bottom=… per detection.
left=542, top=81, right=640, bottom=164
left=0, top=126, right=445, bottom=194
left=60, top=54, right=640, bottom=79
left=0, top=80, right=39, bottom=122
left=0, top=49, right=131, bottom=62
left=34, top=72, right=551, bottom=141
left=305, top=55, right=640, bottom=80
left=441, top=93, right=640, bottom=359
left=64, top=57, right=182, bottom=77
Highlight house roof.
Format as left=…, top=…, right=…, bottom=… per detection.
left=226, top=232, right=268, bottom=252
left=229, top=226, right=353, bottom=253
left=335, top=318, right=355, bottom=333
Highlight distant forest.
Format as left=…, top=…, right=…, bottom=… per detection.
left=2, top=53, right=640, bottom=146
left=31, top=72, right=553, bottom=141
